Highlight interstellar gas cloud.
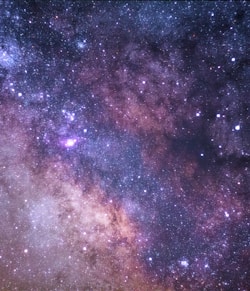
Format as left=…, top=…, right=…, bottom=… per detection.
left=0, top=1, right=249, bottom=290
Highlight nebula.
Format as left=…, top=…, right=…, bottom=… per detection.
left=0, top=1, right=249, bottom=290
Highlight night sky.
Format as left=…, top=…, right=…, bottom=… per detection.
left=0, top=1, right=249, bottom=290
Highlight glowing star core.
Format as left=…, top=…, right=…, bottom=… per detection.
left=64, top=138, right=77, bottom=148
left=180, top=260, right=189, bottom=267
left=235, top=125, right=240, bottom=131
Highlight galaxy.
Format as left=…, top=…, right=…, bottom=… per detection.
left=0, top=1, right=249, bottom=290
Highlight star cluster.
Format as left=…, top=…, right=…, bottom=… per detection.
left=0, top=1, right=249, bottom=290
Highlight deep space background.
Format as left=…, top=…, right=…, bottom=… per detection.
left=0, top=1, right=249, bottom=290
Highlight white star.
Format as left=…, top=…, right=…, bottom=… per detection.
left=235, top=125, right=240, bottom=131
left=65, top=138, right=77, bottom=147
